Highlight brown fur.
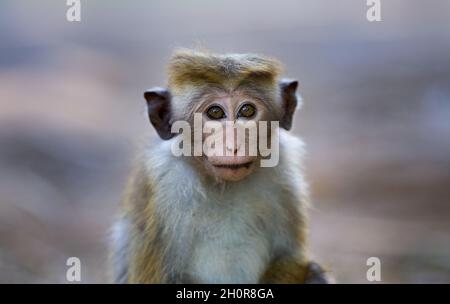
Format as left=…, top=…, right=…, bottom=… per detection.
left=168, top=49, right=283, bottom=93
left=121, top=162, right=168, bottom=283
left=261, top=259, right=309, bottom=283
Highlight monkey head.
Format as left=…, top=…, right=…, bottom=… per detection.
left=144, top=50, right=300, bottom=182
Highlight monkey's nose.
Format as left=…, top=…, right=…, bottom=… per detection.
left=225, top=124, right=241, bottom=155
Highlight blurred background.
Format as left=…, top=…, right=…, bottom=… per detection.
left=0, top=0, right=449, bottom=283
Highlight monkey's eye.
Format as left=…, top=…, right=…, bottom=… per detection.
left=206, top=105, right=226, bottom=120
left=238, top=103, right=256, bottom=118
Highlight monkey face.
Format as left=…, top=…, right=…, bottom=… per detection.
left=193, top=92, right=270, bottom=182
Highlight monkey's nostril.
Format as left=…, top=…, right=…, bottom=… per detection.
left=226, top=145, right=238, bottom=154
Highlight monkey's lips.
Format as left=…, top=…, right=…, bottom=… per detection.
left=212, top=161, right=253, bottom=170
left=210, top=161, right=255, bottom=181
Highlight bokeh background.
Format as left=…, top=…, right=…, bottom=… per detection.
left=0, top=0, right=449, bottom=283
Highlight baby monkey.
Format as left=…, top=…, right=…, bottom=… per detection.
left=111, top=49, right=331, bottom=283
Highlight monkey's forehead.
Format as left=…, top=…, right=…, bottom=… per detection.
left=167, top=49, right=283, bottom=91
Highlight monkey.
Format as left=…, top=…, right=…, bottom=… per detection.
left=110, top=49, right=332, bottom=284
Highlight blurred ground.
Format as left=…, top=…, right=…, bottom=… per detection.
left=0, top=0, right=449, bottom=283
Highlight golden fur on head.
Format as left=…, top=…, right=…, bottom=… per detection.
left=167, top=49, right=284, bottom=94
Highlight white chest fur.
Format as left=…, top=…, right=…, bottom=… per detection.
left=185, top=196, right=273, bottom=283
left=154, top=167, right=295, bottom=283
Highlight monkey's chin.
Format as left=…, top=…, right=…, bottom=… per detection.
left=212, top=162, right=255, bottom=182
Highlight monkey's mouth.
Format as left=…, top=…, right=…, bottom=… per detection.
left=212, top=161, right=253, bottom=170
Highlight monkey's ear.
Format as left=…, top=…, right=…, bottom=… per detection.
left=279, top=79, right=299, bottom=130
left=144, top=88, right=175, bottom=140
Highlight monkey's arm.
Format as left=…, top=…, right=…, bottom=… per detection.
left=111, top=164, right=168, bottom=284
left=260, top=259, right=333, bottom=284
left=111, top=214, right=168, bottom=284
